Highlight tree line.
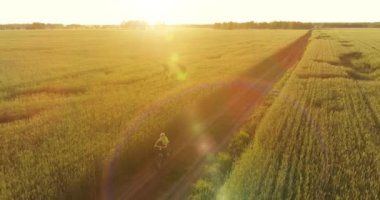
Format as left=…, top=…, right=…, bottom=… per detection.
left=213, top=21, right=380, bottom=29
left=0, top=22, right=119, bottom=30
left=1, top=21, right=380, bottom=30
left=214, top=21, right=313, bottom=29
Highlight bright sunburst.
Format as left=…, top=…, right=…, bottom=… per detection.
left=131, top=0, right=179, bottom=24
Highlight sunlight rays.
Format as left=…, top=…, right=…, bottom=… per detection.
left=131, top=0, right=179, bottom=25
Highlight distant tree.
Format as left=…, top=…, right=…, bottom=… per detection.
left=120, top=21, right=148, bottom=29
left=65, top=24, right=84, bottom=29
left=27, top=22, right=45, bottom=29
left=213, top=21, right=314, bottom=30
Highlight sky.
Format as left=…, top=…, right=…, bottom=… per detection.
left=1, top=0, right=380, bottom=25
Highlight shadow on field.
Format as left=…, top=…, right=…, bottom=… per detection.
left=0, top=87, right=85, bottom=124
left=339, top=40, right=353, bottom=47
left=5, top=87, right=85, bottom=100
left=313, top=51, right=363, bottom=68
left=0, top=108, right=45, bottom=124
left=315, top=33, right=331, bottom=40
left=306, top=49, right=377, bottom=81
left=80, top=31, right=312, bottom=200
left=313, top=59, right=341, bottom=66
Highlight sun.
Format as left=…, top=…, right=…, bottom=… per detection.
left=132, top=0, right=178, bottom=25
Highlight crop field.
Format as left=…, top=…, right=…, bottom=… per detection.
left=219, top=29, right=380, bottom=199
left=0, top=28, right=307, bottom=199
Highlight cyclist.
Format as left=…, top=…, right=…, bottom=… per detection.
left=154, top=132, right=170, bottom=150
left=154, top=132, right=170, bottom=168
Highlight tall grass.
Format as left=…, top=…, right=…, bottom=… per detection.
left=0, top=28, right=306, bottom=199
left=219, top=29, right=380, bottom=199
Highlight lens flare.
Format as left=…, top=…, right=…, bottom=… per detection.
left=170, top=53, right=179, bottom=63
left=100, top=77, right=325, bottom=199
left=168, top=53, right=188, bottom=81
left=165, top=31, right=175, bottom=41
left=176, top=71, right=188, bottom=81
left=198, top=142, right=210, bottom=154
left=192, top=122, right=204, bottom=134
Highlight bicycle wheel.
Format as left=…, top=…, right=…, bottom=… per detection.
left=155, top=152, right=164, bottom=169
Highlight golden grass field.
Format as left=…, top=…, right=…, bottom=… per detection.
left=219, top=29, right=380, bottom=199
left=0, top=28, right=307, bottom=199
left=2, top=28, right=379, bottom=200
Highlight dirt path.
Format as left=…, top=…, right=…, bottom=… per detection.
left=112, top=31, right=311, bottom=200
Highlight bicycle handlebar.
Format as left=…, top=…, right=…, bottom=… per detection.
left=155, top=145, right=167, bottom=150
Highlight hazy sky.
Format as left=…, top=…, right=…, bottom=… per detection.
left=1, top=0, right=380, bottom=24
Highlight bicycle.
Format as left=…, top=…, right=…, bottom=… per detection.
left=154, top=145, right=170, bottom=169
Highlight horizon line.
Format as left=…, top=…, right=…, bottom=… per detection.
left=1, top=20, right=380, bottom=26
